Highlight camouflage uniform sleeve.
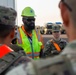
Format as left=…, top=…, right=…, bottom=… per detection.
left=64, top=40, right=68, bottom=47
left=43, top=40, right=53, bottom=58
left=61, top=39, right=68, bottom=50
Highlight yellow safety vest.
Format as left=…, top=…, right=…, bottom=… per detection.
left=17, top=28, right=42, bottom=60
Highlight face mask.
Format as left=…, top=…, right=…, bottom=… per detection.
left=23, top=18, right=35, bottom=31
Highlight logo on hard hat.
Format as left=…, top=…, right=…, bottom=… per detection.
left=30, top=10, right=33, bottom=13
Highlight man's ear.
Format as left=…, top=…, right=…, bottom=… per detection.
left=60, top=2, right=69, bottom=27
left=10, top=28, right=15, bottom=39
left=22, top=17, right=25, bottom=23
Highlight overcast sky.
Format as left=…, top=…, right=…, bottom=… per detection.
left=16, top=0, right=62, bottom=26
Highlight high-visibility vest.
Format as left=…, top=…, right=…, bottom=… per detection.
left=35, top=28, right=44, bottom=49
left=0, top=45, right=13, bottom=58
left=17, top=28, right=42, bottom=60
left=50, top=40, right=61, bottom=52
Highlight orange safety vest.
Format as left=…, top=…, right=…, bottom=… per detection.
left=0, top=45, right=13, bottom=58
left=50, top=40, right=61, bottom=52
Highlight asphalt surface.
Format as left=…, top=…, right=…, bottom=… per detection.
left=42, top=34, right=68, bottom=45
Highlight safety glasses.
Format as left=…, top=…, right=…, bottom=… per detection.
left=23, top=17, right=35, bottom=22
left=53, top=31, right=60, bottom=33
left=59, top=0, right=72, bottom=11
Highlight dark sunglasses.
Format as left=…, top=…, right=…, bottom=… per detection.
left=59, top=0, right=72, bottom=11
left=53, top=31, right=60, bottom=33
left=23, top=18, right=35, bottom=22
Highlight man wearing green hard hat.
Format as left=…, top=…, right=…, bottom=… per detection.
left=16, top=7, right=44, bottom=60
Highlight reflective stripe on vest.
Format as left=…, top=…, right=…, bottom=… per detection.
left=17, top=28, right=22, bottom=44
left=0, top=45, right=13, bottom=58
left=27, top=52, right=39, bottom=59
left=36, top=28, right=44, bottom=49
left=17, top=28, right=42, bottom=59
left=50, top=40, right=61, bottom=52
left=27, top=52, right=39, bottom=57
left=36, top=29, right=41, bottom=41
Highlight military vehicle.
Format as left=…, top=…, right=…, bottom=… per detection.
left=45, top=22, right=53, bottom=34
left=40, top=22, right=66, bottom=35
left=40, top=26, right=45, bottom=34
left=55, top=22, right=66, bottom=34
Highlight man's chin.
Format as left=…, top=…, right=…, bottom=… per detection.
left=55, top=36, right=59, bottom=39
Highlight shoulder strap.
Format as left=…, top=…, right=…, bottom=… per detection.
left=0, top=52, right=21, bottom=74
left=50, top=40, right=61, bottom=52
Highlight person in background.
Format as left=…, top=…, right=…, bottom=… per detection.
left=17, top=6, right=44, bottom=59
left=43, top=25, right=67, bottom=57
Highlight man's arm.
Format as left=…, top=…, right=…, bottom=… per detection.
left=39, top=49, right=43, bottom=58
left=43, top=40, right=53, bottom=58
left=60, top=39, right=68, bottom=50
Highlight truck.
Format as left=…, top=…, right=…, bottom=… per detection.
left=40, top=22, right=53, bottom=35
left=40, top=22, right=66, bottom=35
left=55, top=22, right=66, bottom=34
left=45, top=22, right=53, bottom=34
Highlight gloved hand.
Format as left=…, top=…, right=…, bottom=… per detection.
left=51, top=50, right=60, bottom=55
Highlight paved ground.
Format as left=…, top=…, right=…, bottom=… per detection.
left=42, top=34, right=68, bottom=45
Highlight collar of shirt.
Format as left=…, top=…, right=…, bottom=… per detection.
left=53, top=38, right=61, bottom=43
left=21, top=25, right=32, bottom=37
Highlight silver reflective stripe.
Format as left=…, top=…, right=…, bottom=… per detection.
left=17, top=28, right=22, bottom=44
left=35, top=29, right=41, bottom=41
left=38, top=34, right=41, bottom=41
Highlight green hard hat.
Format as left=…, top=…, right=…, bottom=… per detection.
left=52, top=24, right=60, bottom=32
left=21, top=7, right=36, bottom=17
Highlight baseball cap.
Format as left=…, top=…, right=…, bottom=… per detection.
left=52, top=25, right=60, bottom=32
left=0, top=6, right=17, bottom=26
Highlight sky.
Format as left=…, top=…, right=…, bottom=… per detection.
left=16, top=0, right=62, bottom=26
